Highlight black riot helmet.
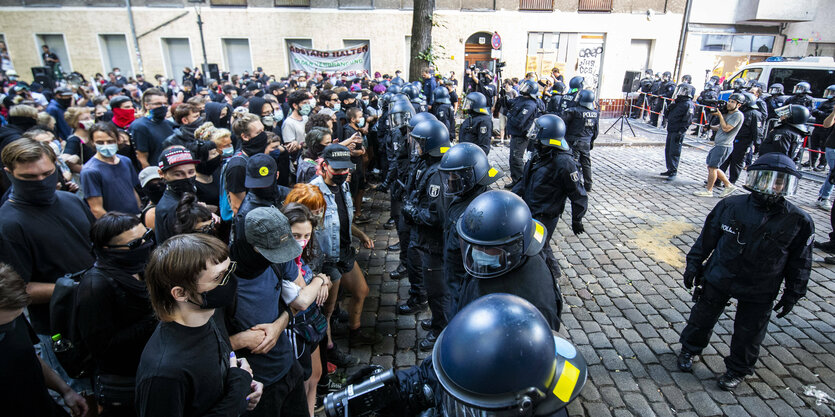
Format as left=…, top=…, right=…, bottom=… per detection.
left=824, top=85, right=835, bottom=99
left=387, top=84, right=402, bottom=95
left=410, top=119, right=451, bottom=158
left=433, top=293, right=587, bottom=417
left=388, top=97, right=415, bottom=129
left=463, top=92, right=490, bottom=115
left=433, top=86, right=451, bottom=104
left=568, top=76, right=584, bottom=92
left=732, top=78, right=745, bottom=90
left=518, top=79, right=540, bottom=97
left=681, top=74, right=692, bottom=84
left=403, top=84, right=420, bottom=100
left=391, top=77, right=405, bottom=86
left=793, top=81, right=811, bottom=95
left=456, top=190, right=547, bottom=279
left=744, top=153, right=801, bottom=202
left=775, top=104, right=810, bottom=133
left=674, top=83, right=693, bottom=99
left=529, top=114, right=569, bottom=152
left=728, top=92, right=746, bottom=108
left=408, top=111, right=438, bottom=130
left=741, top=92, right=758, bottom=110
left=644, top=68, right=653, bottom=77
left=439, top=142, right=503, bottom=196
left=577, top=89, right=596, bottom=110
left=708, top=75, right=720, bottom=85
left=551, top=81, right=566, bottom=95
left=662, top=71, right=672, bottom=81
left=768, top=83, right=784, bottom=95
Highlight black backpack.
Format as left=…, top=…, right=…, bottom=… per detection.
left=49, top=268, right=93, bottom=379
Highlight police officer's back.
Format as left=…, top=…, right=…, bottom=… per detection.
left=546, top=81, right=566, bottom=115
left=559, top=76, right=584, bottom=115
left=431, top=86, right=456, bottom=142
left=458, top=92, right=492, bottom=155
left=561, top=90, right=599, bottom=191
left=758, top=104, right=810, bottom=159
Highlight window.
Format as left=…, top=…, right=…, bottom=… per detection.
left=769, top=68, right=835, bottom=97
left=701, top=34, right=774, bottom=53
left=727, top=67, right=763, bottom=88
left=519, top=0, right=552, bottom=11
left=526, top=32, right=559, bottom=55
left=99, top=34, right=133, bottom=76
left=460, top=0, right=493, bottom=10
left=222, top=39, right=252, bottom=76
left=210, top=0, right=247, bottom=5
left=274, top=0, right=310, bottom=5
left=339, top=0, right=372, bottom=8
left=578, top=0, right=612, bottom=12
left=161, top=38, right=193, bottom=79
left=36, top=34, right=71, bottom=72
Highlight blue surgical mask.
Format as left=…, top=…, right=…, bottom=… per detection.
left=471, top=248, right=501, bottom=268
left=222, top=146, right=234, bottom=157
left=363, top=99, right=370, bottom=106
left=300, top=103, right=313, bottom=116
left=332, top=103, right=341, bottom=112
left=273, top=108, right=284, bottom=122
left=96, top=144, right=119, bottom=158
left=357, top=118, right=365, bottom=128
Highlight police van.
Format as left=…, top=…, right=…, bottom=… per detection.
left=719, top=56, right=835, bottom=106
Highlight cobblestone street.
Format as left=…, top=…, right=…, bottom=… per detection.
left=332, top=123, right=835, bottom=417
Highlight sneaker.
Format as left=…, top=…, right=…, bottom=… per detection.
left=327, top=346, right=358, bottom=368
left=397, top=297, right=428, bottom=315
left=818, top=198, right=832, bottom=211
left=383, top=218, right=397, bottom=230
left=659, top=171, right=673, bottom=177
left=327, top=362, right=337, bottom=374
left=815, top=164, right=827, bottom=172
left=353, top=214, right=371, bottom=224
left=719, top=185, right=736, bottom=197
left=694, top=190, right=714, bottom=197
left=420, top=318, right=432, bottom=331
left=717, top=370, right=745, bottom=391
left=802, top=162, right=812, bottom=168
left=419, top=332, right=438, bottom=351
left=677, top=350, right=695, bottom=373
left=349, top=328, right=384, bottom=347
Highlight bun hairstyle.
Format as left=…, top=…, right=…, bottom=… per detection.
left=195, top=122, right=216, bottom=141
left=174, top=193, right=213, bottom=235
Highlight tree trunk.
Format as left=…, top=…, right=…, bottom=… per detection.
left=409, top=0, right=435, bottom=82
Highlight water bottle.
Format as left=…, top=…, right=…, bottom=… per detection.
left=52, top=333, right=72, bottom=353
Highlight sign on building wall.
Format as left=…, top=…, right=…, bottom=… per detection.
left=576, top=34, right=604, bottom=92
left=288, top=43, right=371, bottom=75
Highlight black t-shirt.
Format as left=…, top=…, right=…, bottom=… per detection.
left=64, top=135, right=96, bottom=165
left=196, top=169, right=221, bottom=207
left=223, top=154, right=249, bottom=194
left=154, top=189, right=182, bottom=244
left=0, top=315, right=66, bottom=417
left=329, top=184, right=351, bottom=254
left=0, top=192, right=95, bottom=334
left=135, top=318, right=252, bottom=417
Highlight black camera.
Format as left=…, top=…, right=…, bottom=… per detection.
left=324, top=369, right=399, bottom=417
left=496, top=61, right=506, bottom=68
left=713, top=100, right=728, bottom=114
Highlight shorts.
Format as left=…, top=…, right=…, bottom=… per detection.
left=706, top=145, right=732, bottom=168
left=321, top=246, right=356, bottom=282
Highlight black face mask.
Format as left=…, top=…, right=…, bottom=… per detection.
left=150, top=106, right=167, bottom=122
left=189, top=275, right=237, bottom=309
left=197, top=155, right=222, bottom=175
left=242, top=131, right=268, bottom=155
left=276, top=93, right=286, bottom=103
left=252, top=185, right=278, bottom=202
left=10, top=170, right=58, bottom=206
left=143, top=181, right=166, bottom=205
left=57, top=98, right=72, bottom=109
left=168, top=176, right=197, bottom=195
left=95, top=240, right=154, bottom=275
left=751, top=191, right=784, bottom=208
left=330, top=172, right=348, bottom=186
left=180, top=116, right=205, bottom=138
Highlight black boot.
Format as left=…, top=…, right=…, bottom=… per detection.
left=384, top=218, right=397, bottom=230
left=397, top=297, right=428, bottom=315
left=389, top=264, right=407, bottom=279
left=677, top=349, right=695, bottom=373
left=419, top=332, right=438, bottom=351
left=717, top=370, right=745, bottom=391
left=420, top=318, right=432, bottom=331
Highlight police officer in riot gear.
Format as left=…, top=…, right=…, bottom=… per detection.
left=383, top=99, right=418, bottom=280
left=718, top=92, right=764, bottom=184
left=513, top=114, right=587, bottom=280
left=786, top=81, right=814, bottom=110
left=681, top=74, right=693, bottom=84
left=438, top=143, right=503, bottom=314
left=455, top=190, right=563, bottom=330
left=808, top=85, right=835, bottom=171
left=694, top=76, right=721, bottom=137
left=505, top=80, right=541, bottom=188
left=458, top=92, right=493, bottom=155
left=402, top=119, right=451, bottom=350
left=758, top=104, right=810, bottom=159
left=678, top=153, right=813, bottom=391
left=765, top=83, right=788, bottom=119
left=547, top=81, right=567, bottom=115
left=323, top=293, right=587, bottom=417
left=661, top=83, right=696, bottom=178
left=731, top=78, right=746, bottom=93
left=632, top=70, right=655, bottom=119
left=559, top=76, right=584, bottom=115
left=650, top=71, right=676, bottom=127
left=432, top=86, right=456, bottom=142
left=561, top=90, right=599, bottom=191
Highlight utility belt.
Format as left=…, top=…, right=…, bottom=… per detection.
left=95, top=373, right=135, bottom=407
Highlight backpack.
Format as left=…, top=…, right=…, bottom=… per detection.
left=49, top=268, right=92, bottom=379
left=219, top=152, right=249, bottom=221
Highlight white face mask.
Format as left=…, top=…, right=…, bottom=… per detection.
left=80, top=119, right=94, bottom=130
left=295, top=238, right=308, bottom=249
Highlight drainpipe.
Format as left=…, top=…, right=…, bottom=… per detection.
left=673, top=0, right=693, bottom=82
left=126, top=0, right=144, bottom=75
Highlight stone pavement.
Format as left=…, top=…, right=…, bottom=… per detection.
left=330, top=128, right=835, bottom=417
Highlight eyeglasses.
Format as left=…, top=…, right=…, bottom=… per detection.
left=215, top=261, right=237, bottom=286
left=197, top=219, right=216, bottom=234
left=108, top=228, right=153, bottom=250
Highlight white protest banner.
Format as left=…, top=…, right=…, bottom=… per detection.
left=288, top=43, right=371, bottom=75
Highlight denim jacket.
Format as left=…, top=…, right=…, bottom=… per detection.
left=310, top=175, right=353, bottom=261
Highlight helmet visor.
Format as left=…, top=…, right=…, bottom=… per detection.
left=463, top=97, right=483, bottom=113
left=460, top=239, right=524, bottom=279
left=825, top=89, right=835, bottom=99
left=769, top=86, right=782, bottom=94
left=745, top=170, right=799, bottom=197
left=410, top=134, right=426, bottom=157
left=793, top=84, right=808, bottom=94
left=389, top=111, right=411, bottom=129
left=674, top=85, right=691, bottom=97
left=518, top=82, right=533, bottom=95
left=440, top=167, right=476, bottom=196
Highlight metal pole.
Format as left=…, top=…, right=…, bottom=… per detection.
left=125, top=0, right=144, bottom=75
left=673, top=0, right=693, bottom=81
left=196, top=5, right=208, bottom=71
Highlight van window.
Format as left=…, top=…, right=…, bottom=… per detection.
left=769, top=68, right=835, bottom=97
left=728, top=68, right=763, bottom=87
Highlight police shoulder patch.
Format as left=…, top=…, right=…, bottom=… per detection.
left=428, top=184, right=440, bottom=197
left=570, top=171, right=580, bottom=182
left=480, top=126, right=487, bottom=134
left=522, top=109, right=529, bottom=115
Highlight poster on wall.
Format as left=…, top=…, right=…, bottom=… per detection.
left=576, top=34, right=605, bottom=92
left=288, top=43, right=371, bottom=76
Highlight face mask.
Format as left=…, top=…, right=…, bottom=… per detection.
left=298, top=82, right=307, bottom=88
left=80, top=119, right=94, bottom=130
left=330, top=172, right=348, bottom=186
left=471, top=248, right=502, bottom=268
left=114, top=71, right=121, bottom=76
left=222, top=146, right=234, bottom=157
left=242, top=131, right=268, bottom=155
left=300, top=103, right=313, bottom=116
left=112, top=107, right=135, bottom=128
left=189, top=274, right=238, bottom=309
left=57, top=97, right=72, bottom=108
left=149, top=106, right=167, bottom=122
left=96, top=240, right=154, bottom=275
left=168, top=176, right=196, bottom=195
left=96, top=143, right=118, bottom=158
left=10, top=170, right=58, bottom=206
left=295, top=239, right=308, bottom=249
left=357, top=118, right=365, bottom=128
left=252, top=185, right=278, bottom=201
left=261, top=115, right=275, bottom=127
left=273, top=108, right=284, bottom=122
left=332, top=103, right=341, bottom=112
left=363, top=99, right=370, bottom=106
left=143, top=181, right=166, bottom=204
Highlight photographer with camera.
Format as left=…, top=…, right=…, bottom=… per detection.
left=694, top=94, right=745, bottom=198
left=471, top=69, right=497, bottom=111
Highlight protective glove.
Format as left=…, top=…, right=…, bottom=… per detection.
left=401, top=202, right=417, bottom=223
left=773, top=293, right=799, bottom=318
left=571, top=221, right=585, bottom=235
left=682, top=264, right=703, bottom=290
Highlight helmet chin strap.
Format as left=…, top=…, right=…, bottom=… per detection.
left=750, top=191, right=783, bottom=208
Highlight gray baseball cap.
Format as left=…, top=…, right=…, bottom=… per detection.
left=244, top=207, right=302, bottom=264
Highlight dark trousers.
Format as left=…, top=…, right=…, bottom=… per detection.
left=246, top=361, right=308, bottom=417
left=664, top=131, right=684, bottom=174
left=571, top=140, right=593, bottom=190
left=509, top=135, right=528, bottom=184
left=391, top=194, right=402, bottom=229
left=400, top=217, right=424, bottom=299
left=418, top=246, right=448, bottom=334
left=719, top=140, right=750, bottom=184
left=809, top=129, right=829, bottom=166
left=540, top=216, right=562, bottom=279
left=679, top=283, right=773, bottom=376
left=650, top=98, right=664, bottom=127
